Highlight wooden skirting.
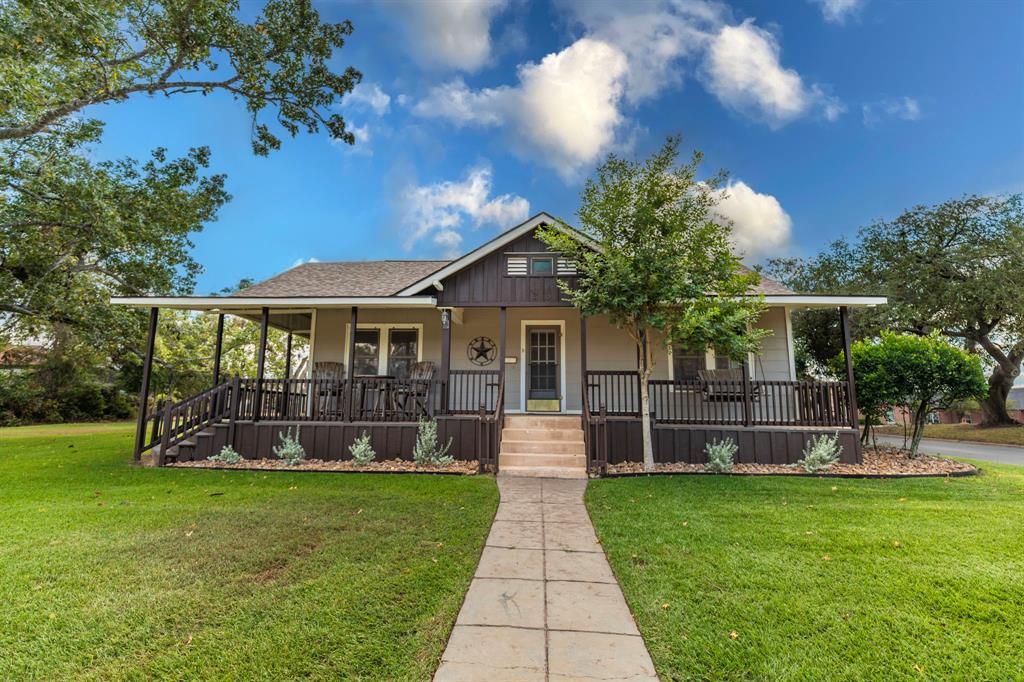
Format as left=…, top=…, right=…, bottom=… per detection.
left=589, top=419, right=862, bottom=465
left=183, top=417, right=484, bottom=463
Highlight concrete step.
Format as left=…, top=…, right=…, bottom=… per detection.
left=500, top=439, right=585, bottom=455
left=501, top=427, right=584, bottom=442
left=504, top=415, right=581, bottom=429
left=499, top=452, right=585, bottom=468
left=498, top=465, right=588, bottom=479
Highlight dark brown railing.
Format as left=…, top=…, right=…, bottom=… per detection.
left=585, top=371, right=850, bottom=428
left=147, top=381, right=233, bottom=463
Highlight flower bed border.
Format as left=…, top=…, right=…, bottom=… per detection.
left=602, top=467, right=979, bottom=480
left=168, top=459, right=480, bottom=476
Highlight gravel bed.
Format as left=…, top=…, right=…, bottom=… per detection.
left=606, top=447, right=978, bottom=477
left=169, top=457, right=480, bottom=475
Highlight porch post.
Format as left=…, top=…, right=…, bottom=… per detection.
left=254, top=306, right=269, bottom=421
left=212, top=313, right=225, bottom=386
left=840, top=305, right=859, bottom=430
left=345, top=306, right=358, bottom=421
left=133, top=306, right=159, bottom=461
left=440, top=309, right=452, bottom=414
left=580, top=314, right=588, bottom=409
left=498, top=306, right=507, bottom=395
left=284, top=332, right=293, bottom=379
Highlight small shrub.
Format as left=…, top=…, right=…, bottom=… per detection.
left=349, top=431, right=376, bottom=466
left=273, top=426, right=306, bottom=466
left=794, top=432, right=842, bottom=473
left=412, top=418, right=454, bottom=467
left=208, top=444, right=241, bottom=465
left=704, top=437, right=737, bottom=473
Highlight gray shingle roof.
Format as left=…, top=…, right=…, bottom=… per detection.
left=234, top=260, right=451, bottom=297
left=232, top=260, right=791, bottom=298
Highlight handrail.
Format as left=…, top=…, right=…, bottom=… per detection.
left=152, top=380, right=233, bottom=463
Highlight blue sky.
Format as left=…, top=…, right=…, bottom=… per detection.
left=93, top=0, right=1024, bottom=298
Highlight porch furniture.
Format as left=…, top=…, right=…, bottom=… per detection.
left=313, top=362, right=346, bottom=417
left=698, top=368, right=761, bottom=402
left=394, top=361, right=436, bottom=419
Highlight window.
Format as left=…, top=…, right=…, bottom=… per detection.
left=352, top=329, right=380, bottom=375
left=714, top=347, right=743, bottom=370
left=530, top=257, right=553, bottom=275
left=672, top=344, right=706, bottom=381
left=388, top=329, right=419, bottom=378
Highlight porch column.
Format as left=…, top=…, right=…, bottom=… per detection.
left=284, top=332, right=293, bottom=379
left=345, top=306, right=358, bottom=421
left=440, top=309, right=452, bottom=414
left=212, top=313, right=225, bottom=385
left=254, top=306, right=269, bottom=421
left=133, top=306, right=159, bottom=461
left=580, top=314, right=588, bottom=410
left=498, top=307, right=507, bottom=405
left=840, top=306, right=859, bottom=430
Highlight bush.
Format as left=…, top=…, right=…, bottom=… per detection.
left=208, top=444, right=241, bottom=465
left=412, top=418, right=453, bottom=467
left=349, top=431, right=376, bottom=466
left=273, top=426, right=306, bottom=466
left=793, top=433, right=842, bottom=473
left=704, top=437, right=737, bottom=473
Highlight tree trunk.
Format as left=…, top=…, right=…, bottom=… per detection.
left=909, top=401, right=929, bottom=458
left=638, top=333, right=655, bottom=473
left=980, top=362, right=1021, bottom=426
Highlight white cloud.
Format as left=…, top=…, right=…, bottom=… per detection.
left=808, top=0, right=866, bottom=24
left=388, top=0, right=509, bottom=72
left=714, top=180, right=793, bottom=259
left=346, top=82, right=391, bottom=115
left=862, top=96, right=921, bottom=127
left=703, top=20, right=842, bottom=127
left=397, top=165, right=530, bottom=255
left=413, top=38, right=629, bottom=179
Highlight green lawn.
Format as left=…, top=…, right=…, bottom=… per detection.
left=0, top=422, right=498, bottom=681
left=587, top=466, right=1024, bottom=681
left=876, top=422, right=1024, bottom=446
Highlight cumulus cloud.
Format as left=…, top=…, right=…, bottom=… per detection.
left=703, top=20, right=842, bottom=127
left=714, top=180, right=793, bottom=259
left=862, top=96, right=921, bottom=127
left=413, top=39, right=629, bottom=179
left=388, top=0, right=509, bottom=72
left=397, top=165, right=530, bottom=255
left=345, top=82, right=391, bottom=115
left=808, top=0, right=866, bottom=24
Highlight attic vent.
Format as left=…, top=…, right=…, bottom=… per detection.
left=556, top=258, right=577, bottom=276
left=507, top=256, right=528, bottom=276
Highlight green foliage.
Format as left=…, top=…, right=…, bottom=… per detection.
left=272, top=426, right=305, bottom=466
left=836, top=331, right=988, bottom=456
left=348, top=431, right=376, bottom=466
left=704, top=437, right=737, bottom=473
left=538, top=135, right=768, bottom=471
left=793, top=432, right=842, bottom=473
left=412, top=418, right=453, bottom=467
left=208, top=444, right=241, bottom=465
left=0, top=0, right=362, bottom=153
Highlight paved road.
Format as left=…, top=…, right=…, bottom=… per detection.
left=875, top=435, right=1024, bottom=466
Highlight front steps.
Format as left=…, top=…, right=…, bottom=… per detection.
left=498, top=414, right=587, bottom=479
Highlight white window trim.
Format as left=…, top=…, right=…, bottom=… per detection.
left=344, top=323, right=424, bottom=376
left=666, top=345, right=717, bottom=381
left=519, top=319, right=567, bottom=413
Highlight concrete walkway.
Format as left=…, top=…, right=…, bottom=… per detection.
left=875, top=435, right=1024, bottom=466
left=435, top=477, right=658, bottom=682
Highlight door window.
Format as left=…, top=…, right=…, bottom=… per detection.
left=388, top=329, right=419, bottom=378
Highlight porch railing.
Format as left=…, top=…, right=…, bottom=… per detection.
left=585, top=370, right=851, bottom=428
left=144, top=380, right=234, bottom=463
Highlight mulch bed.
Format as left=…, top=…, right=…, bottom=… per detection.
left=605, top=447, right=978, bottom=478
left=168, top=458, right=480, bottom=475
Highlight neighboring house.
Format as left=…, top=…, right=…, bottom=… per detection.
left=113, top=213, right=886, bottom=476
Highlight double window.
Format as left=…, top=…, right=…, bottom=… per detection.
left=349, top=326, right=421, bottom=378
left=671, top=345, right=744, bottom=380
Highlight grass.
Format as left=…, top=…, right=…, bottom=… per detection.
left=876, top=422, right=1024, bottom=446
left=587, top=465, right=1024, bottom=681
left=0, top=422, right=498, bottom=681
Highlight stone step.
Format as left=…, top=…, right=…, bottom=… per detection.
left=499, top=452, right=585, bottom=468
left=500, top=439, right=585, bottom=455
left=497, top=465, right=588, bottom=479
left=504, top=415, right=581, bottom=430
left=501, top=427, right=584, bottom=442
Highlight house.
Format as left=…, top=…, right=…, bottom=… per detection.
left=113, top=213, right=886, bottom=476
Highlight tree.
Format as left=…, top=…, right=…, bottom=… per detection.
left=0, top=0, right=361, bottom=153
left=838, top=332, right=987, bottom=457
left=768, top=195, right=1024, bottom=425
left=538, top=136, right=768, bottom=472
